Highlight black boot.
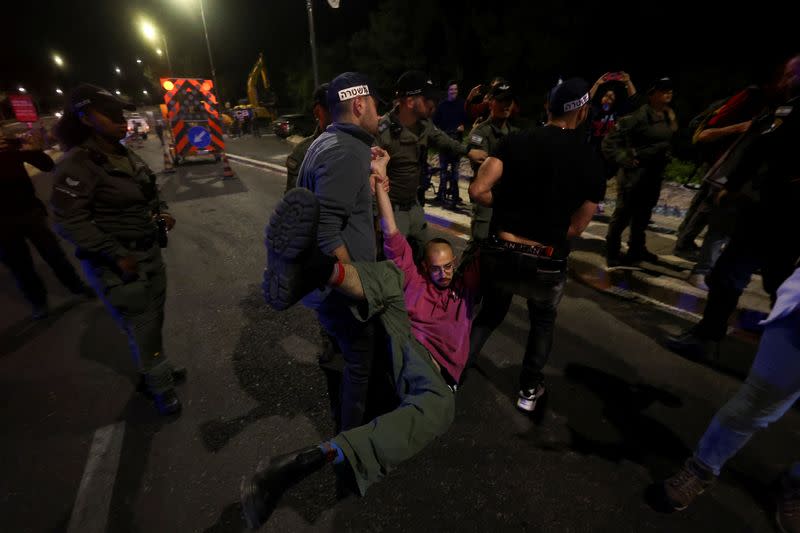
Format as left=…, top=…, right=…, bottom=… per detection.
left=241, top=445, right=327, bottom=529
left=137, top=367, right=187, bottom=396
left=152, top=389, right=182, bottom=416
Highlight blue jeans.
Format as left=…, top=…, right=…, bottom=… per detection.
left=694, top=310, right=800, bottom=476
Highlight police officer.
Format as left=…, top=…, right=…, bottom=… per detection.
left=51, top=84, right=184, bottom=416
left=285, top=83, right=330, bottom=193
left=602, top=77, right=677, bottom=266
left=376, top=71, right=487, bottom=257
left=465, top=81, right=519, bottom=243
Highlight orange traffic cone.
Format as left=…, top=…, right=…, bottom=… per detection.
left=162, top=148, right=176, bottom=173
left=222, top=152, right=236, bottom=179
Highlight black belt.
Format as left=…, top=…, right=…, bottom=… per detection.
left=487, top=235, right=557, bottom=258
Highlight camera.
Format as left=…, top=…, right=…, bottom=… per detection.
left=156, top=217, right=168, bottom=248
left=605, top=72, right=625, bottom=82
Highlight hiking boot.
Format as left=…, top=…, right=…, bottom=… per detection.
left=152, top=388, right=182, bottom=416
left=664, top=329, right=719, bottom=360
left=777, top=473, right=800, bottom=533
left=687, top=273, right=710, bottom=291
left=241, top=445, right=327, bottom=529
left=262, top=188, right=334, bottom=311
left=517, top=378, right=546, bottom=413
left=663, top=458, right=715, bottom=511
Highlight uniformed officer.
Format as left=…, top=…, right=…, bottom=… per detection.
left=285, top=83, right=330, bottom=193
left=602, top=77, right=677, bottom=266
left=51, top=84, right=184, bottom=416
left=465, top=81, right=519, bottom=243
left=376, top=71, right=487, bottom=258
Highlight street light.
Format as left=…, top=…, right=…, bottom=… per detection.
left=18, top=87, right=26, bottom=93
left=136, top=58, right=142, bottom=64
left=140, top=18, right=172, bottom=75
left=142, top=89, right=149, bottom=95
left=115, top=66, right=122, bottom=75
left=115, top=90, right=121, bottom=96
left=56, top=88, right=63, bottom=95
left=53, top=54, right=64, bottom=68
left=156, top=48, right=163, bottom=56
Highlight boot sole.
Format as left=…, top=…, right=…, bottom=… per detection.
left=263, top=189, right=319, bottom=310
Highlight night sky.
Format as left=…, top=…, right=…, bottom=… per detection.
left=2, top=0, right=795, bottom=117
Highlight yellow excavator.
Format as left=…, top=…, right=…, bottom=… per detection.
left=234, top=52, right=276, bottom=123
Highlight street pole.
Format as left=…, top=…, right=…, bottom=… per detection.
left=162, top=35, right=173, bottom=76
left=198, top=0, right=221, bottom=101
left=306, top=0, right=319, bottom=89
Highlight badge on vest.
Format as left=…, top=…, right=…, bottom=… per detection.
left=470, top=134, right=483, bottom=144
left=378, top=121, right=388, bottom=133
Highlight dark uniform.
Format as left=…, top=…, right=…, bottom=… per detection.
left=285, top=126, right=322, bottom=193
left=466, top=118, right=519, bottom=241
left=603, top=101, right=675, bottom=260
left=51, top=137, right=178, bottom=395
left=0, top=143, right=89, bottom=316
left=376, top=109, right=467, bottom=253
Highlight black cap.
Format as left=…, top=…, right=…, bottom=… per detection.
left=395, top=70, right=438, bottom=100
left=648, top=77, right=674, bottom=93
left=311, top=83, right=330, bottom=110
left=548, top=77, right=590, bottom=115
left=68, top=83, right=135, bottom=114
left=327, top=72, right=382, bottom=109
left=489, top=82, right=514, bottom=101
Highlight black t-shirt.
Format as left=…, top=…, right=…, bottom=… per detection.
left=491, top=125, right=606, bottom=250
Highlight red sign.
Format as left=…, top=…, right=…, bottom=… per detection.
left=9, top=95, right=38, bottom=122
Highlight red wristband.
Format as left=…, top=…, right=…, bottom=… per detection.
left=331, top=262, right=346, bottom=287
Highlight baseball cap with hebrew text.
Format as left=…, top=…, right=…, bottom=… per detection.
left=326, top=72, right=384, bottom=109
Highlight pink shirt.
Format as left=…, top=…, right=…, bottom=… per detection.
left=384, top=232, right=480, bottom=382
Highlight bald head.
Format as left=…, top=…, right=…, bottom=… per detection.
left=423, top=238, right=456, bottom=289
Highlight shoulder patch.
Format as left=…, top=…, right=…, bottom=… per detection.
left=470, top=134, right=483, bottom=145
left=378, top=121, right=389, bottom=133
left=65, top=176, right=81, bottom=187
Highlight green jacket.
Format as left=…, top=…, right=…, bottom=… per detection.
left=51, top=138, right=165, bottom=260
left=601, top=104, right=675, bottom=169
left=466, top=118, right=519, bottom=175
left=285, top=126, right=322, bottom=193
left=376, top=109, right=468, bottom=206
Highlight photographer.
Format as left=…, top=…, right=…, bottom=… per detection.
left=0, top=127, right=93, bottom=319
left=51, top=84, right=184, bottom=416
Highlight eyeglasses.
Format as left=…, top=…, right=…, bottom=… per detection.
left=429, top=262, right=455, bottom=276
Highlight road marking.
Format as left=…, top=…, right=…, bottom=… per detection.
left=67, top=422, right=126, bottom=533
left=226, top=153, right=287, bottom=174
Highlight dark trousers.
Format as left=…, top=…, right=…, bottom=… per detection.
left=317, top=292, right=379, bottom=431
left=437, top=154, right=461, bottom=202
left=676, top=183, right=713, bottom=248
left=694, top=236, right=796, bottom=341
left=468, top=246, right=567, bottom=389
left=607, top=170, right=664, bottom=256
left=0, top=212, right=85, bottom=307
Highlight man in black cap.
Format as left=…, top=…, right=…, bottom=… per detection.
left=465, top=81, right=519, bottom=244
left=294, top=72, right=384, bottom=431
left=466, top=78, right=605, bottom=412
left=285, top=83, right=331, bottom=193
left=376, top=71, right=487, bottom=258
left=602, top=76, right=677, bottom=266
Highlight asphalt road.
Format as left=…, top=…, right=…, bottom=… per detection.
left=0, top=136, right=796, bottom=533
